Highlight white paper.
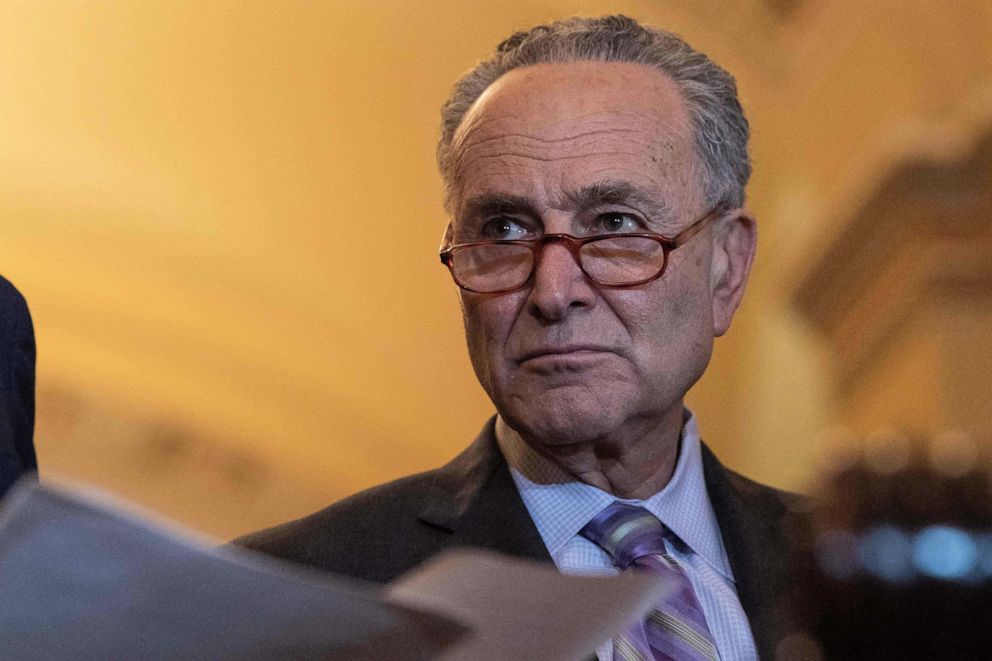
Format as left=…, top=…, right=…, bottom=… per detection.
left=388, top=549, right=672, bottom=661
left=0, top=479, right=673, bottom=661
left=0, top=480, right=465, bottom=661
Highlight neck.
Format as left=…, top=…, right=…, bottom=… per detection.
left=499, top=407, right=685, bottom=500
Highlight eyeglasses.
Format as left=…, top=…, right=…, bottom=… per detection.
left=439, top=207, right=722, bottom=294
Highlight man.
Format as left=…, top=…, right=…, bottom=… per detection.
left=238, top=15, right=805, bottom=660
left=0, top=275, right=37, bottom=499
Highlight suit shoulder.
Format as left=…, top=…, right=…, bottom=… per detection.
left=722, top=464, right=809, bottom=513
left=231, top=469, right=447, bottom=582
left=0, top=276, right=32, bottom=336
left=701, top=441, right=809, bottom=517
left=0, top=275, right=28, bottom=310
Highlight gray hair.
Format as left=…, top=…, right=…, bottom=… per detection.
left=437, top=14, right=751, bottom=211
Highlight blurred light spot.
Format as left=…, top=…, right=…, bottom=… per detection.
left=863, top=428, right=911, bottom=475
left=859, top=525, right=913, bottom=582
left=913, top=526, right=978, bottom=580
left=929, top=430, right=978, bottom=478
left=976, top=533, right=992, bottom=578
left=775, top=631, right=823, bottom=661
left=816, top=529, right=859, bottom=579
left=814, top=426, right=860, bottom=474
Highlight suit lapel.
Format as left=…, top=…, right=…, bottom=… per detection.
left=418, top=418, right=552, bottom=563
left=702, top=443, right=801, bottom=660
left=418, top=419, right=595, bottom=661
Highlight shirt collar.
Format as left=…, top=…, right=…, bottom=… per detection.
left=495, top=412, right=734, bottom=581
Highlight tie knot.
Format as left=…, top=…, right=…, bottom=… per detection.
left=580, top=502, right=668, bottom=570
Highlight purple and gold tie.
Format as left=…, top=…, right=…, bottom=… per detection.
left=581, top=502, right=719, bottom=661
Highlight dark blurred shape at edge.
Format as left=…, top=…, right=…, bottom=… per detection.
left=778, top=431, right=992, bottom=661
left=0, top=275, right=37, bottom=499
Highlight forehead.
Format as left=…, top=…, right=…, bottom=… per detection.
left=447, top=61, right=702, bottom=220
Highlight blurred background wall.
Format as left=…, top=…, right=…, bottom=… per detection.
left=2, top=0, right=990, bottom=538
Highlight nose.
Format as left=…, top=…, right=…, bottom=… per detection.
left=527, top=239, right=597, bottom=320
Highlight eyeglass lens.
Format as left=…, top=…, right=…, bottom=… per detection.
left=451, top=236, right=667, bottom=292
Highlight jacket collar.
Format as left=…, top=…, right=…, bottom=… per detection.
left=701, top=443, right=806, bottom=660
left=417, top=418, right=551, bottom=563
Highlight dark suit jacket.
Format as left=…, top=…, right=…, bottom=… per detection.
left=237, top=419, right=808, bottom=659
left=0, top=276, right=36, bottom=500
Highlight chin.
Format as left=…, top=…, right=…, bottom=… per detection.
left=502, top=391, right=629, bottom=446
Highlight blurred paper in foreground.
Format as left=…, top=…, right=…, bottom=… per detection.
left=0, top=480, right=463, bottom=660
left=0, top=480, right=670, bottom=660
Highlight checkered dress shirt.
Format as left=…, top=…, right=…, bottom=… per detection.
left=495, top=412, right=758, bottom=661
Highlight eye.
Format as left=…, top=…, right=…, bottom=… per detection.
left=596, top=212, right=641, bottom=234
left=480, top=216, right=529, bottom=240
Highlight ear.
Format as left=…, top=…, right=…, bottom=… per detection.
left=709, top=209, right=757, bottom=337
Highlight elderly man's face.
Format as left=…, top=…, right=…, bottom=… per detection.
left=448, top=61, right=737, bottom=447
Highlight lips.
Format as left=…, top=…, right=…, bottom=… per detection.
left=517, top=345, right=615, bottom=363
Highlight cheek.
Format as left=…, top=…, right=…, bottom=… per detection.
left=617, top=276, right=713, bottom=368
left=461, top=295, right=512, bottom=341
left=459, top=294, right=522, bottom=383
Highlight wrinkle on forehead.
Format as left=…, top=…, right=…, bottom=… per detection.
left=451, top=112, right=682, bottom=177
left=455, top=111, right=657, bottom=149
left=447, top=61, right=704, bottom=222
left=450, top=125, right=690, bottom=208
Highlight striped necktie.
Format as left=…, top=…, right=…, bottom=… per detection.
left=581, top=502, right=719, bottom=661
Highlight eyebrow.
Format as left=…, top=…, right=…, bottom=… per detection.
left=458, top=180, right=675, bottom=228
left=460, top=193, right=535, bottom=220
left=564, top=181, right=674, bottom=227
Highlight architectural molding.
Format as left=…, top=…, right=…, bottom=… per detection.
left=790, top=83, right=992, bottom=432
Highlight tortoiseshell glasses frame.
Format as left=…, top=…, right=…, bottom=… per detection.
left=439, top=206, right=723, bottom=294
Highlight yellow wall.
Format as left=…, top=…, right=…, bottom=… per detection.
left=3, top=1, right=990, bottom=537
